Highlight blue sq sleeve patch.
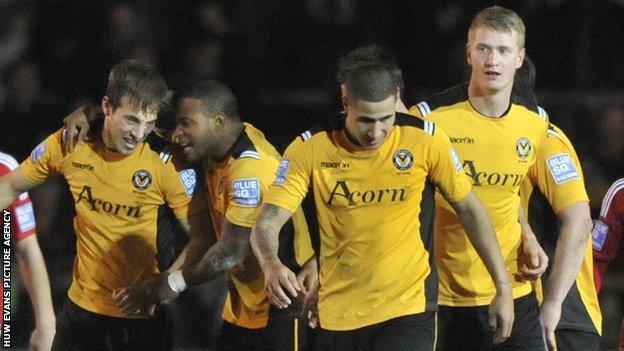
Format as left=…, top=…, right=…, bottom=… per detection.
left=546, top=153, right=579, bottom=184
left=232, top=178, right=260, bottom=207
left=592, top=220, right=608, bottom=251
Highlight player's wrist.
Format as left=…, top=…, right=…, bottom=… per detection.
left=494, top=279, right=512, bottom=292
left=167, top=270, right=187, bottom=293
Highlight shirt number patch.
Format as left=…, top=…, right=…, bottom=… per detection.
left=546, top=153, right=579, bottom=184
left=592, top=220, right=608, bottom=251
left=15, top=202, right=36, bottom=232
left=31, top=141, right=46, bottom=162
left=179, top=169, right=197, bottom=197
left=232, top=178, right=260, bottom=207
left=274, top=158, right=290, bottom=185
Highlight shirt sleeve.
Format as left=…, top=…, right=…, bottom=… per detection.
left=160, top=155, right=204, bottom=221
left=527, top=130, right=589, bottom=214
left=263, top=137, right=313, bottom=213
left=224, top=156, right=272, bottom=228
left=593, top=179, right=624, bottom=264
left=20, top=129, right=65, bottom=184
left=0, top=156, right=36, bottom=242
left=426, top=128, right=472, bottom=203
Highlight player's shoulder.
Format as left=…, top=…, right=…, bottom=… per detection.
left=600, top=178, right=624, bottom=217
left=145, top=132, right=177, bottom=164
left=0, top=151, right=19, bottom=171
left=295, top=114, right=344, bottom=144
left=395, top=112, right=436, bottom=137
left=414, top=82, right=469, bottom=117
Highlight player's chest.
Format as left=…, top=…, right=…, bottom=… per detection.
left=64, top=155, right=162, bottom=209
left=312, top=147, right=428, bottom=207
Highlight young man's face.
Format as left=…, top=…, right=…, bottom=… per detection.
left=172, top=97, right=220, bottom=162
left=344, top=94, right=396, bottom=150
left=467, top=26, right=525, bottom=94
left=103, top=95, right=157, bottom=155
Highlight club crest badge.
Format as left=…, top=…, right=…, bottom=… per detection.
left=132, top=170, right=152, bottom=191
left=515, top=137, right=531, bottom=159
left=393, top=149, right=414, bottom=171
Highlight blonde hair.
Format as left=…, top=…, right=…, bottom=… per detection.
left=468, top=6, right=525, bottom=48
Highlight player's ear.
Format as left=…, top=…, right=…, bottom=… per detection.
left=516, top=48, right=526, bottom=69
left=211, top=113, right=225, bottom=131
left=102, top=96, right=112, bottom=116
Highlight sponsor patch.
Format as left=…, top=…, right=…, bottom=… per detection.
left=132, top=170, right=152, bottom=191
left=392, top=149, right=413, bottom=171
left=592, top=220, right=608, bottom=250
left=15, top=202, right=36, bottom=232
left=179, top=169, right=197, bottom=197
left=274, top=158, right=290, bottom=185
left=232, top=178, right=260, bottom=207
left=31, top=141, right=46, bottom=162
left=546, top=153, right=579, bottom=184
left=450, top=148, right=462, bottom=173
left=515, top=137, right=532, bottom=159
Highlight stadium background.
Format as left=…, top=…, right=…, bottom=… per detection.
left=1, top=0, right=622, bottom=349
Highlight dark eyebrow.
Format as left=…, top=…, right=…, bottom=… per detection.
left=357, top=114, right=393, bottom=123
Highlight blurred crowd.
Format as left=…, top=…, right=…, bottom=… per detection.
left=1, top=0, right=623, bottom=349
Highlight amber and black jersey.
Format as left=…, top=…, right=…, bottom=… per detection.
left=410, top=83, right=549, bottom=307
left=205, top=123, right=314, bottom=329
left=20, top=128, right=202, bottom=318
left=520, top=122, right=601, bottom=335
left=264, top=112, right=472, bottom=331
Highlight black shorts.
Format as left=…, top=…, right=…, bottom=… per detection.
left=51, top=298, right=173, bottom=351
left=318, top=312, right=436, bottom=351
left=217, top=302, right=311, bottom=351
left=437, top=293, right=546, bottom=351
left=555, top=329, right=601, bottom=351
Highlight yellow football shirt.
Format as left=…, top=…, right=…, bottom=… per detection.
left=20, top=129, right=201, bottom=317
left=411, top=91, right=549, bottom=307
left=264, top=112, right=472, bottom=331
left=520, top=123, right=602, bottom=334
left=206, top=123, right=314, bottom=329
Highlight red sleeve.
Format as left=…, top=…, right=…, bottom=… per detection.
left=592, top=179, right=624, bottom=293
left=0, top=153, right=37, bottom=242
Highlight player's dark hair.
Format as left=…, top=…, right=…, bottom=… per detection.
left=180, top=79, right=239, bottom=121
left=512, top=55, right=537, bottom=108
left=345, top=63, right=398, bottom=103
left=338, top=45, right=404, bottom=93
left=106, top=59, right=169, bottom=113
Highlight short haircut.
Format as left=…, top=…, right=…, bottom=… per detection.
left=468, top=6, right=526, bottom=48
left=512, top=55, right=537, bottom=107
left=344, top=63, right=398, bottom=103
left=106, top=59, right=168, bottom=113
left=337, top=45, right=404, bottom=93
left=179, top=80, right=239, bottom=121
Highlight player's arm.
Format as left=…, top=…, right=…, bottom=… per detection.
left=15, top=235, right=55, bottom=351
left=540, top=201, right=592, bottom=350
left=517, top=206, right=548, bottom=280
left=0, top=168, right=38, bottom=209
left=449, top=191, right=514, bottom=344
left=250, top=203, right=299, bottom=309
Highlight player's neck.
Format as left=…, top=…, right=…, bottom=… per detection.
left=213, top=122, right=245, bottom=162
left=467, top=80, right=512, bottom=118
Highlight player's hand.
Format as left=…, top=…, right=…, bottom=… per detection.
left=300, top=280, right=320, bottom=329
left=152, top=271, right=180, bottom=304
left=516, top=232, right=548, bottom=281
left=489, top=283, right=514, bottom=344
left=112, top=275, right=159, bottom=315
left=29, top=322, right=55, bottom=351
left=296, top=257, right=318, bottom=295
left=62, top=106, right=91, bottom=153
left=539, top=299, right=561, bottom=350
left=261, top=258, right=300, bottom=309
